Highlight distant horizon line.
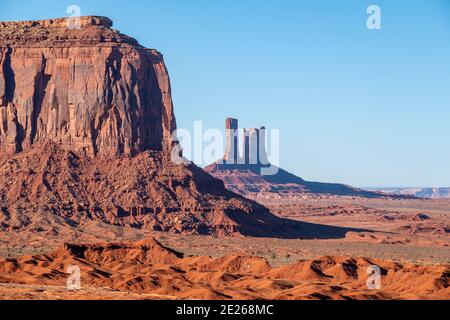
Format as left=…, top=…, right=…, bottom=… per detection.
left=360, top=186, right=450, bottom=190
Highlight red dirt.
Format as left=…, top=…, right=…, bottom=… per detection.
left=0, top=237, right=448, bottom=300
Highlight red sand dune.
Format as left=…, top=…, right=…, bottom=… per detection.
left=0, top=237, right=448, bottom=300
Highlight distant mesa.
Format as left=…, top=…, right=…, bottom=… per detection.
left=206, top=118, right=404, bottom=199
left=364, top=187, right=450, bottom=199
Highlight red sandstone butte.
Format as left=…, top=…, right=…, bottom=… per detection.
left=0, top=16, right=175, bottom=156
left=0, top=16, right=308, bottom=238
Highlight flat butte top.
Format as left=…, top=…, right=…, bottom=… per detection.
left=0, top=16, right=140, bottom=48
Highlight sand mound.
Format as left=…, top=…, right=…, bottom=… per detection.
left=0, top=237, right=448, bottom=300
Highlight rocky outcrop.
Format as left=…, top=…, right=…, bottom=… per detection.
left=0, top=16, right=175, bottom=156
left=206, top=118, right=404, bottom=199
left=0, top=17, right=312, bottom=238
left=222, top=118, right=268, bottom=166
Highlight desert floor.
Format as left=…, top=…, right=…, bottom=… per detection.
left=0, top=197, right=448, bottom=300
left=1, top=197, right=448, bottom=265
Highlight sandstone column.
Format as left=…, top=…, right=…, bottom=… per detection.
left=258, top=126, right=269, bottom=165
left=224, top=118, right=239, bottom=164
left=242, top=128, right=250, bottom=164
left=248, top=128, right=259, bottom=165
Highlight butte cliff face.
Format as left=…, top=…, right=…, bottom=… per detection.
left=0, top=16, right=302, bottom=239
left=0, top=16, right=175, bottom=156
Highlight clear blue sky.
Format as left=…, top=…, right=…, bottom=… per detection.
left=1, top=0, right=449, bottom=187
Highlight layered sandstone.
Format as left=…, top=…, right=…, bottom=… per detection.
left=0, top=16, right=175, bottom=156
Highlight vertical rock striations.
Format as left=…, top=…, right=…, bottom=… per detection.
left=0, top=16, right=175, bottom=156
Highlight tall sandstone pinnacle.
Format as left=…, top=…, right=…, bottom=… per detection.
left=0, top=16, right=307, bottom=239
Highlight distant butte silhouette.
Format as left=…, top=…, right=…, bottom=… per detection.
left=205, top=118, right=409, bottom=199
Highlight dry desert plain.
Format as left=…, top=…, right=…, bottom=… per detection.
left=0, top=195, right=448, bottom=300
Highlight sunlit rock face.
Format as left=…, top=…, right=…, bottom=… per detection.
left=0, top=16, right=176, bottom=156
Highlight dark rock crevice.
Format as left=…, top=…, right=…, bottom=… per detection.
left=1, top=47, right=15, bottom=106
left=30, top=54, right=50, bottom=145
